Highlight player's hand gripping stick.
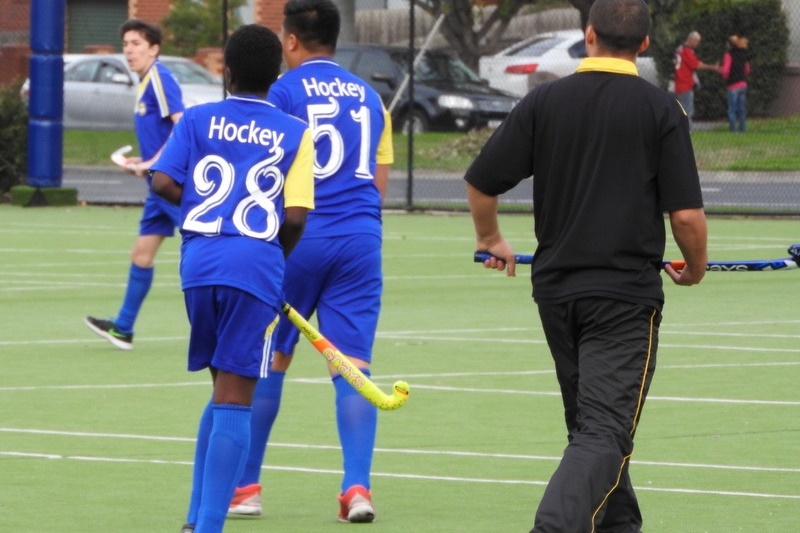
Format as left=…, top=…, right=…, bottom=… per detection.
left=281, top=303, right=409, bottom=411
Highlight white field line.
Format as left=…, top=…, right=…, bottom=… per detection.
left=2, top=427, right=800, bottom=478
left=0, top=247, right=179, bottom=256
left=377, top=333, right=800, bottom=354
left=2, top=450, right=798, bottom=500
left=2, top=372, right=799, bottom=405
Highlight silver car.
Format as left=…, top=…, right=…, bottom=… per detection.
left=22, top=54, right=224, bottom=130
left=479, top=29, right=659, bottom=97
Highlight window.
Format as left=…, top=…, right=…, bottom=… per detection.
left=97, top=62, right=129, bottom=84
left=65, top=59, right=100, bottom=82
left=162, top=60, right=219, bottom=85
left=353, top=50, right=396, bottom=84
left=509, top=36, right=565, bottom=57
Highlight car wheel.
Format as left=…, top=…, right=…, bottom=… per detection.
left=397, top=109, right=429, bottom=135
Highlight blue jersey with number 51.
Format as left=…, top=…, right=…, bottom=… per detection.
left=268, top=58, right=393, bottom=240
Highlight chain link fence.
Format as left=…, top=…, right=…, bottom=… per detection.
left=358, top=6, right=800, bottom=216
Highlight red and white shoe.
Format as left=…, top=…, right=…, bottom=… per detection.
left=337, top=485, right=375, bottom=523
left=227, top=483, right=262, bottom=516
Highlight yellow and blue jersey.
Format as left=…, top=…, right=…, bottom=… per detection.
left=151, top=95, right=314, bottom=304
left=135, top=60, right=184, bottom=163
left=267, top=58, right=393, bottom=239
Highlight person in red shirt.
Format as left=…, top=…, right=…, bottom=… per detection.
left=672, top=31, right=719, bottom=129
left=721, top=34, right=751, bottom=132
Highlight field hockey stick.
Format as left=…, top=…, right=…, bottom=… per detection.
left=281, top=302, right=409, bottom=411
left=110, top=145, right=137, bottom=171
left=474, top=244, right=800, bottom=272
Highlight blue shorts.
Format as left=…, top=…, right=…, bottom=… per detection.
left=275, top=233, right=382, bottom=362
left=184, top=286, right=279, bottom=378
left=139, top=190, right=181, bottom=237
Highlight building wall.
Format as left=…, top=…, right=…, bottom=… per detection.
left=129, top=0, right=171, bottom=24
left=254, top=0, right=283, bottom=33
left=0, top=0, right=30, bottom=34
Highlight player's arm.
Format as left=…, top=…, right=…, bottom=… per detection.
left=280, top=128, right=315, bottom=258
left=374, top=164, right=389, bottom=201
left=151, top=171, right=183, bottom=205
left=279, top=207, right=309, bottom=258
left=133, top=111, right=185, bottom=177
left=466, top=182, right=515, bottom=277
left=373, top=108, right=394, bottom=202
left=665, top=207, right=707, bottom=285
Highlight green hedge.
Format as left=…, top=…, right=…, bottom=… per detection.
left=651, top=0, right=788, bottom=119
left=0, top=81, right=28, bottom=195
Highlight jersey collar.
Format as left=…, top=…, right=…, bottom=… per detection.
left=575, top=57, right=639, bottom=76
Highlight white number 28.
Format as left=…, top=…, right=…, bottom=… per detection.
left=183, top=149, right=285, bottom=240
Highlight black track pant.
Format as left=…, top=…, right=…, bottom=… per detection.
left=531, top=297, right=661, bottom=533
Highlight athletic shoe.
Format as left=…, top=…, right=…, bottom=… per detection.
left=228, top=483, right=262, bottom=516
left=84, top=316, right=133, bottom=351
left=337, top=485, right=375, bottom=523
left=180, top=524, right=194, bottom=533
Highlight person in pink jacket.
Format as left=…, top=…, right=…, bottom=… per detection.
left=721, top=35, right=751, bottom=132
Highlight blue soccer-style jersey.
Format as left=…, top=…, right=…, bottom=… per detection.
left=135, top=60, right=184, bottom=162
left=151, top=95, right=315, bottom=304
left=267, top=58, right=393, bottom=239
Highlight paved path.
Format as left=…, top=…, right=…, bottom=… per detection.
left=62, top=166, right=800, bottom=213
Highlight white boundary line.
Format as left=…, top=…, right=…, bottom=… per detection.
left=4, top=428, right=799, bottom=475
left=0, top=448, right=797, bottom=500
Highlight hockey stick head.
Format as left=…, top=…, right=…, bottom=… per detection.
left=384, top=381, right=410, bottom=411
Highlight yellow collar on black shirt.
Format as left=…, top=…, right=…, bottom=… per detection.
left=575, top=57, right=639, bottom=76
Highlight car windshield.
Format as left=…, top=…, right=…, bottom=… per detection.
left=508, top=35, right=567, bottom=57
left=161, top=60, right=219, bottom=85
left=394, top=51, right=483, bottom=84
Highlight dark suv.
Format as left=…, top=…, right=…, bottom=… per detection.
left=334, top=44, right=518, bottom=134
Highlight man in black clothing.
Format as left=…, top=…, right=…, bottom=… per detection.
left=465, top=0, right=707, bottom=531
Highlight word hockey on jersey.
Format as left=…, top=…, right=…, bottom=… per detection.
left=207, top=116, right=286, bottom=148
left=301, top=76, right=367, bottom=103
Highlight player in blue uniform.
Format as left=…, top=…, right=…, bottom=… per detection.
left=228, top=0, right=394, bottom=524
left=85, top=19, right=184, bottom=351
left=150, top=24, right=315, bottom=533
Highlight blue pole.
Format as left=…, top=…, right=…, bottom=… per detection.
left=27, top=0, right=65, bottom=188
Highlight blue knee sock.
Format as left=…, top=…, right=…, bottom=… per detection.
left=196, top=404, right=251, bottom=533
left=115, top=264, right=154, bottom=333
left=334, top=371, right=377, bottom=492
left=239, top=372, right=285, bottom=486
left=186, top=399, right=213, bottom=526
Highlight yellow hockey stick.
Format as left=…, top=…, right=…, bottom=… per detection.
left=281, top=302, right=409, bottom=411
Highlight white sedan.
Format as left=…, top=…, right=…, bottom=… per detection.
left=479, top=29, right=660, bottom=97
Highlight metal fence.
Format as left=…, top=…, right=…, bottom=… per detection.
left=356, top=7, right=800, bottom=216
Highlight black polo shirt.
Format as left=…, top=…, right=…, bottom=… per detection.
left=465, top=57, right=704, bottom=308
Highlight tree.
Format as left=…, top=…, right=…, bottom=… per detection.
left=413, top=0, right=593, bottom=69
left=160, top=0, right=247, bottom=57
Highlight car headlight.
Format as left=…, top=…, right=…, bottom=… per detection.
left=437, top=94, right=474, bottom=110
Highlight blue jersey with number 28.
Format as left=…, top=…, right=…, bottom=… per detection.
left=152, top=95, right=315, bottom=304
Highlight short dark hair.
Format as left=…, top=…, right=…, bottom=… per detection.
left=224, top=24, right=282, bottom=93
left=588, top=0, right=650, bottom=54
left=284, top=0, right=340, bottom=53
left=119, top=19, right=162, bottom=47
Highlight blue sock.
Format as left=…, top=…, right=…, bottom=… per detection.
left=186, top=399, right=213, bottom=526
left=334, top=371, right=377, bottom=492
left=196, top=404, right=251, bottom=533
left=115, top=263, right=153, bottom=333
left=239, top=372, right=285, bottom=486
